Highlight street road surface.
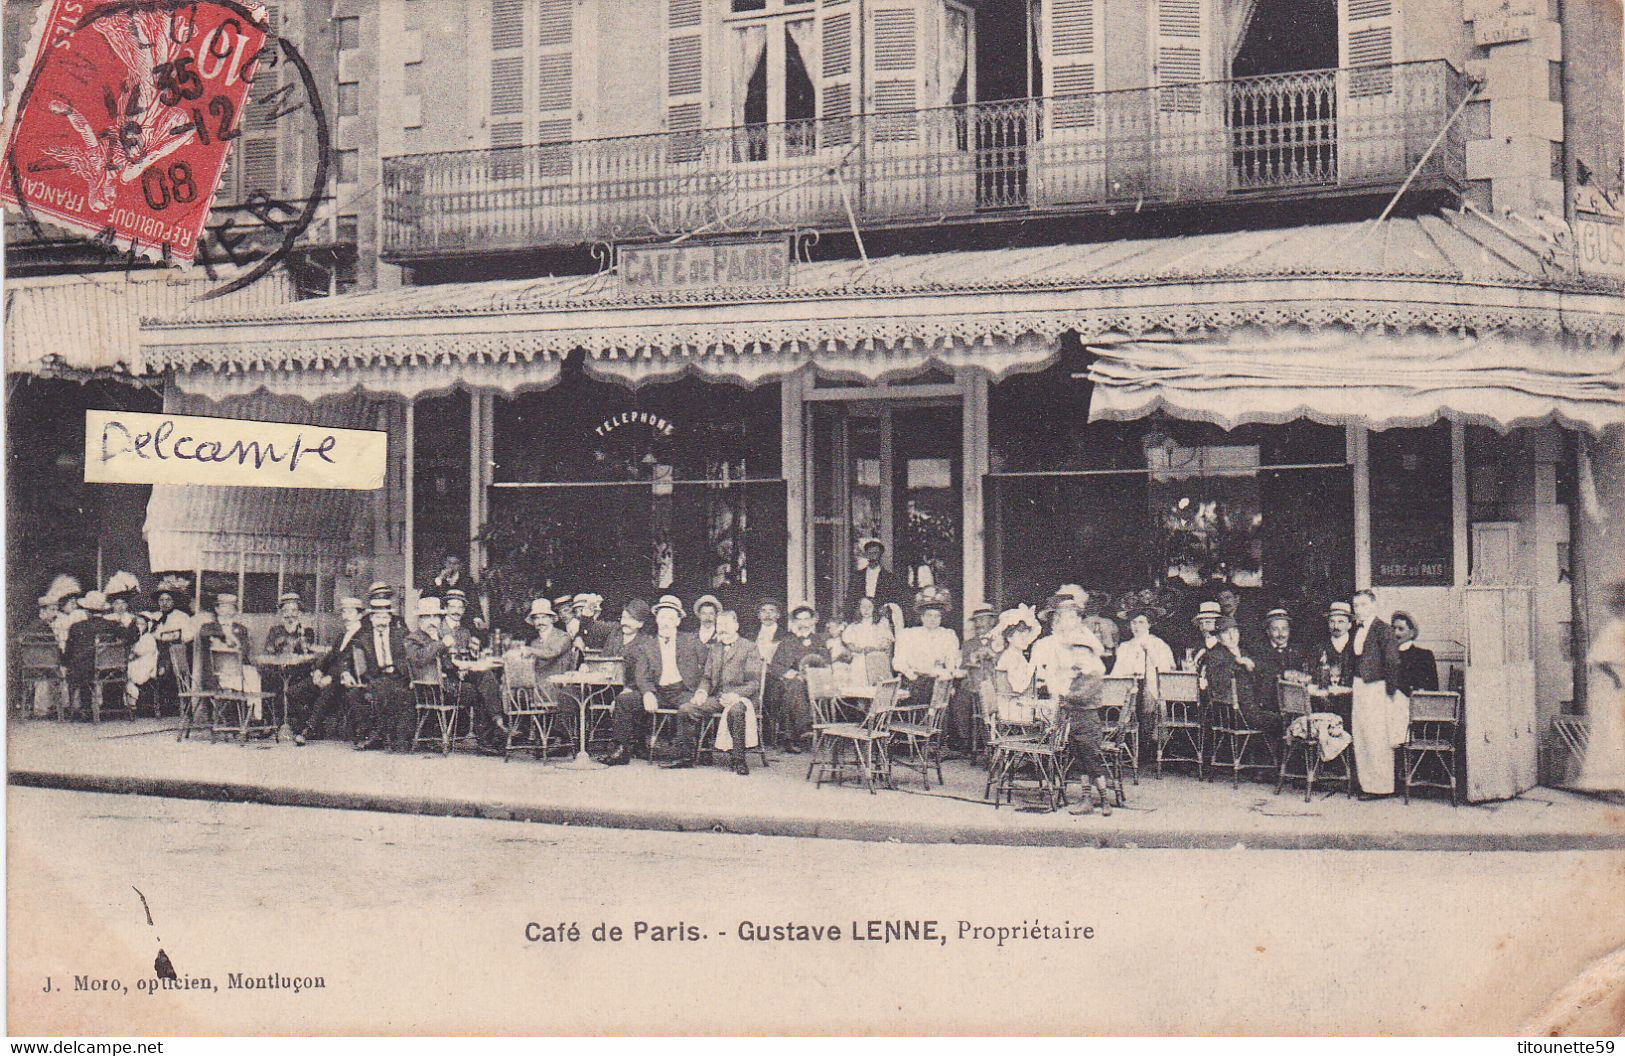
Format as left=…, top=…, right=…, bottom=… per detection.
left=8, top=788, right=1623, bottom=1034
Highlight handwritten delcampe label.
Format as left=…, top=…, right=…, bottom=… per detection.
left=84, top=410, right=387, bottom=490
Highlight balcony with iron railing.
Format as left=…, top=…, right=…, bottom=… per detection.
left=381, top=60, right=1468, bottom=262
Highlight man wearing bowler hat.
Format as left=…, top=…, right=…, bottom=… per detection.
left=845, top=538, right=903, bottom=619
left=604, top=595, right=705, bottom=765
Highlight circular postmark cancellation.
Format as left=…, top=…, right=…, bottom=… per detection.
left=1, top=0, right=330, bottom=298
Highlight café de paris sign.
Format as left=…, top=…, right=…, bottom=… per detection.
left=617, top=238, right=791, bottom=296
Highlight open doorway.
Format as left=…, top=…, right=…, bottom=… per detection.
left=1228, top=0, right=1339, bottom=191
left=971, top=0, right=1035, bottom=209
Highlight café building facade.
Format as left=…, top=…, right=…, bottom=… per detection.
left=131, top=0, right=1624, bottom=795
left=138, top=213, right=1623, bottom=794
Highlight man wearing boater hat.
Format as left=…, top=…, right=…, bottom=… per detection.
left=298, top=596, right=369, bottom=745
left=1251, top=607, right=1308, bottom=707
left=604, top=596, right=705, bottom=765
left=1188, top=600, right=1223, bottom=666
left=355, top=587, right=414, bottom=751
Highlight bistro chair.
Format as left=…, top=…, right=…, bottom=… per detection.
left=1275, top=678, right=1353, bottom=801
left=803, top=662, right=843, bottom=778
left=862, top=649, right=893, bottom=686
left=408, top=654, right=458, bottom=755
left=205, top=647, right=276, bottom=744
left=90, top=635, right=133, bottom=724
left=1401, top=690, right=1462, bottom=806
left=1206, top=680, right=1277, bottom=788
left=1097, top=682, right=1140, bottom=807
left=890, top=675, right=951, bottom=790
left=580, top=655, right=625, bottom=751
left=13, top=632, right=64, bottom=721
left=166, top=639, right=197, bottom=719
left=1099, top=675, right=1140, bottom=785
left=503, top=655, right=569, bottom=762
left=812, top=679, right=901, bottom=794
left=986, top=705, right=1071, bottom=812
left=1154, top=670, right=1204, bottom=779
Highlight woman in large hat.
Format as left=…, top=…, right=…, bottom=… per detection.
left=892, top=586, right=960, bottom=711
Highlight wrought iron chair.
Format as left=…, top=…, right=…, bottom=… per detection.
left=1207, top=679, right=1277, bottom=787
left=1154, top=669, right=1204, bottom=779
left=13, top=633, right=63, bottom=721
left=1099, top=675, right=1140, bottom=786
left=90, top=635, right=133, bottom=724
left=1275, top=678, right=1354, bottom=800
left=986, top=703, right=1071, bottom=811
left=409, top=654, right=458, bottom=754
left=889, top=675, right=951, bottom=789
left=502, top=654, right=569, bottom=762
left=1401, top=690, right=1462, bottom=806
left=812, top=679, right=901, bottom=794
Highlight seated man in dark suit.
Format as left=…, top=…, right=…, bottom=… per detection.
left=674, top=610, right=762, bottom=774
left=297, top=597, right=368, bottom=745
left=355, top=593, right=414, bottom=752
left=604, top=596, right=705, bottom=765
left=766, top=603, right=828, bottom=754
left=1251, top=608, right=1309, bottom=709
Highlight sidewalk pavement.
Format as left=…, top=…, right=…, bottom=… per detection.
left=9, top=718, right=1624, bottom=850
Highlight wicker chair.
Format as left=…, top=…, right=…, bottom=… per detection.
left=890, top=676, right=951, bottom=789
left=812, top=679, right=901, bottom=793
left=502, top=655, right=568, bottom=762
left=1099, top=675, right=1140, bottom=786
left=409, top=654, right=458, bottom=754
left=1275, top=679, right=1354, bottom=801
left=1207, top=680, right=1277, bottom=787
left=986, top=705, right=1071, bottom=812
left=1401, top=690, right=1462, bottom=806
left=13, top=633, right=63, bottom=721
left=1154, top=670, right=1204, bottom=779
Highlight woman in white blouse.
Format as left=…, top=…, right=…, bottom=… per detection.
left=893, top=587, right=960, bottom=706
left=842, top=594, right=895, bottom=658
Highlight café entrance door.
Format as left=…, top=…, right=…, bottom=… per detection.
left=809, top=398, right=962, bottom=620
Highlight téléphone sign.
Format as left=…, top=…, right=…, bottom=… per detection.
left=84, top=410, right=387, bottom=490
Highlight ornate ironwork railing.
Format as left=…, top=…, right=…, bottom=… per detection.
left=381, top=60, right=1467, bottom=259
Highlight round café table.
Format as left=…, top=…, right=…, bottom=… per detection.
left=547, top=670, right=623, bottom=770
left=255, top=652, right=318, bottom=742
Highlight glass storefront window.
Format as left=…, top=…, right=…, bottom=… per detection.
left=485, top=365, right=783, bottom=630
left=1369, top=422, right=1454, bottom=586
left=988, top=359, right=1352, bottom=622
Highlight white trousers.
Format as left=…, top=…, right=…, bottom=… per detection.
left=1352, top=678, right=1405, bottom=794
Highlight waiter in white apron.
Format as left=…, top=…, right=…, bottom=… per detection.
left=1350, top=589, right=1405, bottom=796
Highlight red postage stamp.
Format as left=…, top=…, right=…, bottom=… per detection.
left=1, top=0, right=268, bottom=264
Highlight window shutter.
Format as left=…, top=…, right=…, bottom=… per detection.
left=868, top=3, right=919, bottom=142
left=490, top=0, right=525, bottom=151
left=819, top=0, right=855, bottom=146
left=235, top=3, right=282, bottom=199
left=1043, top=0, right=1099, bottom=129
left=666, top=0, right=705, bottom=162
left=1343, top=0, right=1398, bottom=96
left=1155, top=0, right=1207, bottom=113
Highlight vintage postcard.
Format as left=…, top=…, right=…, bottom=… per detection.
left=4, top=0, right=1624, bottom=1038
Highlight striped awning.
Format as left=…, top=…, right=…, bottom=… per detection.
left=5, top=268, right=294, bottom=375
left=1086, top=328, right=1625, bottom=434
left=143, top=392, right=378, bottom=574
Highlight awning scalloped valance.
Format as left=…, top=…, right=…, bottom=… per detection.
left=1086, top=329, right=1625, bottom=435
